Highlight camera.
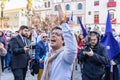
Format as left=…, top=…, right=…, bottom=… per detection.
left=83, top=41, right=91, bottom=52
left=26, top=45, right=35, bottom=49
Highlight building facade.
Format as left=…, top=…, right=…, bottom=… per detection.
left=52, top=0, right=86, bottom=32
left=86, top=0, right=120, bottom=33
left=0, top=8, right=28, bottom=31
left=0, top=0, right=120, bottom=33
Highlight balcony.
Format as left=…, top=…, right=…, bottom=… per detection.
left=94, top=19, right=99, bottom=24
left=107, top=1, right=116, bottom=7
left=111, top=18, right=116, bottom=24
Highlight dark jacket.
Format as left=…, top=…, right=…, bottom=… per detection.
left=10, top=35, right=30, bottom=69
left=114, top=52, right=120, bottom=65
left=29, top=59, right=39, bottom=76
left=78, top=43, right=109, bottom=79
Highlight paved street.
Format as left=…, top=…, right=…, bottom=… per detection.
left=0, top=64, right=82, bottom=80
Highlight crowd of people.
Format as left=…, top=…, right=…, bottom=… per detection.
left=0, top=4, right=120, bottom=80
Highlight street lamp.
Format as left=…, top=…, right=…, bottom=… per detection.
left=0, top=0, right=9, bottom=30
left=1, top=0, right=5, bottom=30
left=27, top=0, right=33, bottom=27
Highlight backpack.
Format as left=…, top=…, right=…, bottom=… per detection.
left=29, top=59, right=39, bottom=76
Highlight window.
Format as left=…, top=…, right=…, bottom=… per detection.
left=94, top=12, right=99, bottom=24
left=45, top=2, right=47, bottom=8
left=78, top=3, right=82, bottom=10
left=88, top=11, right=91, bottom=15
left=54, top=5, right=57, bottom=11
left=110, top=12, right=116, bottom=24
left=94, top=14, right=99, bottom=20
left=94, top=1, right=99, bottom=6
left=48, top=1, right=50, bottom=7
left=72, top=0, right=75, bottom=1
left=66, top=4, right=70, bottom=10
left=109, top=0, right=114, bottom=2
left=110, top=12, right=114, bottom=19
left=77, top=17, right=82, bottom=24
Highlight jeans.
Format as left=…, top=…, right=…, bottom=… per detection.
left=5, top=52, right=11, bottom=68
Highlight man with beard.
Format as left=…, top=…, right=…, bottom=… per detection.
left=10, top=25, right=30, bottom=80
left=78, top=31, right=109, bottom=80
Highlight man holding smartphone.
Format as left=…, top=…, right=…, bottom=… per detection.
left=10, top=25, right=30, bottom=80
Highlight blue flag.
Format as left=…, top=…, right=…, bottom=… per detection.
left=100, top=12, right=120, bottom=60
left=68, top=12, right=74, bottom=24
left=71, top=11, right=73, bottom=21
left=78, top=17, right=87, bottom=38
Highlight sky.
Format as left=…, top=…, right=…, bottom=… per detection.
left=0, top=0, right=44, bottom=10
left=1, top=0, right=27, bottom=10
left=54, top=0, right=62, bottom=2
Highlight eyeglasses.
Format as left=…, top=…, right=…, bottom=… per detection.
left=43, top=36, right=47, bottom=38
left=51, top=32, right=62, bottom=36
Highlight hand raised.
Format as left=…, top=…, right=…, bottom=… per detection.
left=57, top=4, right=66, bottom=24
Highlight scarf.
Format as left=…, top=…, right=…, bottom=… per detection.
left=41, top=47, right=64, bottom=80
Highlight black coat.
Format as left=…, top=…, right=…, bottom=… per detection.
left=29, top=59, right=39, bottom=76
left=78, top=43, right=109, bottom=79
left=10, top=35, right=30, bottom=69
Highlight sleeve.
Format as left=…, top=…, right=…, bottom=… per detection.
left=90, top=46, right=109, bottom=65
left=35, top=42, right=41, bottom=62
left=78, top=49, right=86, bottom=62
left=11, top=37, right=25, bottom=55
left=60, top=23, right=77, bottom=65
left=114, top=52, right=120, bottom=65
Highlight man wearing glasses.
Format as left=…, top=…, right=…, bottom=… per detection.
left=35, top=32, right=49, bottom=80
left=41, top=4, right=77, bottom=80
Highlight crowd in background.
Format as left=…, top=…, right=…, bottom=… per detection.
left=0, top=24, right=120, bottom=79
left=0, top=23, right=120, bottom=80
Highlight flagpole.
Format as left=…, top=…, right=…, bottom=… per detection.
left=78, top=17, right=87, bottom=38
left=27, top=0, right=33, bottom=27
left=110, top=65, right=113, bottom=80
left=1, top=0, right=5, bottom=30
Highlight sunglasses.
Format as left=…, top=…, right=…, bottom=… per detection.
left=43, top=36, right=47, bottom=38
left=51, top=32, right=62, bottom=36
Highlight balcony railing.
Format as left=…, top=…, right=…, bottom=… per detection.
left=94, top=19, right=99, bottom=24
left=107, top=1, right=116, bottom=7
left=111, top=18, right=116, bottom=24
